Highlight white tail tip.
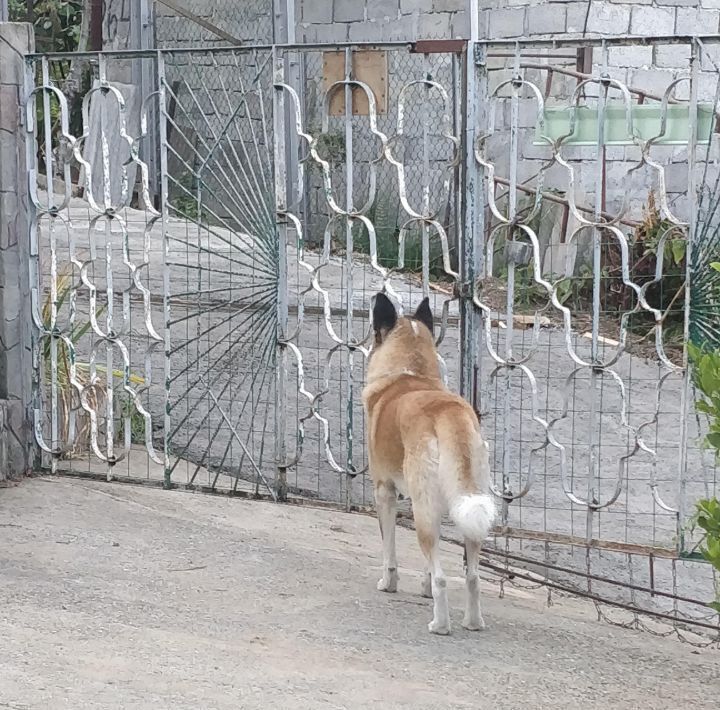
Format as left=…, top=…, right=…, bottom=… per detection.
left=450, top=494, right=496, bottom=542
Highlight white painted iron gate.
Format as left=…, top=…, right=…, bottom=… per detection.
left=25, top=36, right=720, bottom=642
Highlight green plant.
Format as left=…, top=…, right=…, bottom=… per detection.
left=314, top=131, right=346, bottom=164
left=692, top=499, right=720, bottom=613
left=351, top=194, right=451, bottom=279
left=688, top=342, right=720, bottom=452
left=688, top=340, right=720, bottom=612
left=119, top=394, right=148, bottom=446
left=12, top=1, right=91, bottom=174
left=171, top=171, right=208, bottom=223
left=10, top=0, right=84, bottom=54
left=41, top=270, right=146, bottom=456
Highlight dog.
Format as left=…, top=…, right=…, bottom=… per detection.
left=362, top=292, right=496, bottom=635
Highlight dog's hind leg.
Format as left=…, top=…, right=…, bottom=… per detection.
left=413, top=498, right=450, bottom=634
left=462, top=539, right=485, bottom=631
left=375, top=481, right=399, bottom=593
left=420, top=564, right=432, bottom=598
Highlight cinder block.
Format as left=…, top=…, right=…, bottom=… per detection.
left=334, top=0, right=366, bottom=22
left=675, top=7, right=719, bottom=33
left=488, top=8, right=526, bottom=38
left=527, top=5, right=567, bottom=34
left=629, top=5, right=676, bottom=34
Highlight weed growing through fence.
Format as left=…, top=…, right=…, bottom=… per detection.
left=503, top=194, right=687, bottom=347
left=41, top=270, right=147, bottom=455
left=349, top=194, right=452, bottom=278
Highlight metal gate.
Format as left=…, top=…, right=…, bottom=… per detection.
left=25, top=36, right=720, bottom=642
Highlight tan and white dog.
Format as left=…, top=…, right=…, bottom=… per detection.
left=362, top=293, right=496, bottom=635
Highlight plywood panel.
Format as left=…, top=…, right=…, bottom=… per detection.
left=323, top=50, right=388, bottom=116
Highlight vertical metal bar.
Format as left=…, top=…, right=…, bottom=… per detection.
left=0, top=0, right=9, bottom=23
left=499, top=45, right=522, bottom=510
left=25, top=57, right=41, bottom=472
left=461, top=5, right=483, bottom=404
left=273, top=47, right=289, bottom=502
left=156, top=50, right=172, bottom=487
left=421, top=54, right=431, bottom=297
left=284, top=0, right=300, bottom=216
left=344, top=46, right=355, bottom=511
left=40, top=59, right=59, bottom=471
left=89, top=0, right=103, bottom=51
left=678, top=39, right=699, bottom=550
left=131, top=0, right=158, bottom=202
left=97, top=54, right=116, bottom=476
left=586, top=42, right=609, bottom=541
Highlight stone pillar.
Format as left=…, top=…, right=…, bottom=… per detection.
left=0, top=23, right=34, bottom=482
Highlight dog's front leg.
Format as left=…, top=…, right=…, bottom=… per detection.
left=374, top=481, right=398, bottom=593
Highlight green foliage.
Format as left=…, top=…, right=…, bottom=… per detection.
left=314, top=131, right=346, bottom=164
left=688, top=341, right=720, bottom=612
left=120, top=395, right=147, bottom=446
left=691, top=498, right=720, bottom=613
left=9, top=0, right=84, bottom=53
left=171, top=172, right=206, bottom=222
left=352, top=193, right=451, bottom=279
left=499, top=195, right=686, bottom=346
left=14, top=1, right=91, bottom=172
left=41, top=270, right=147, bottom=455
left=688, top=343, right=720, bottom=454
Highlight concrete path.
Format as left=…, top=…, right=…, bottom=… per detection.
left=1, top=478, right=717, bottom=709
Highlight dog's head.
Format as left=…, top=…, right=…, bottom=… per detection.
left=367, top=292, right=440, bottom=382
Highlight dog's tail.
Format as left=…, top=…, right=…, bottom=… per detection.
left=437, top=414, right=496, bottom=543
left=448, top=492, right=496, bottom=543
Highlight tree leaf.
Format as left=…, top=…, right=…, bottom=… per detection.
left=671, top=239, right=686, bottom=265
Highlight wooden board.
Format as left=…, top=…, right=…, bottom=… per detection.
left=323, top=50, right=388, bottom=117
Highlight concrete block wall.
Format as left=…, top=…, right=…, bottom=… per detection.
left=477, top=0, right=720, bottom=40
left=476, top=0, right=720, bottom=264
left=297, top=0, right=469, bottom=42
left=0, top=23, right=33, bottom=480
left=99, top=1, right=720, bottom=264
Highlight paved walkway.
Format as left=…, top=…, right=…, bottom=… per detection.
left=1, top=478, right=717, bottom=709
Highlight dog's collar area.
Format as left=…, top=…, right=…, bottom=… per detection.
left=375, top=369, right=419, bottom=380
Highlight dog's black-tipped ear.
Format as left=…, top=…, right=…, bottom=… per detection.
left=372, top=292, right=397, bottom=340
left=413, top=297, right=433, bottom=334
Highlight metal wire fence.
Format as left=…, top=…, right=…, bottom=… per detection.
left=22, top=36, right=720, bottom=644
left=153, top=0, right=275, bottom=47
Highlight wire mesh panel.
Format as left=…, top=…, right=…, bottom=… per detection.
left=153, top=0, right=275, bottom=48
left=274, top=44, right=464, bottom=506
left=26, top=53, right=168, bottom=481
left=24, top=38, right=720, bottom=642
left=471, top=37, right=720, bottom=638
left=26, top=48, right=278, bottom=497
left=160, top=48, right=278, bottom=494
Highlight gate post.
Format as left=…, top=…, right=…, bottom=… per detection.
left=0, top=22, right=34, bottom=481
left=459, top=3, right=485, bottom=406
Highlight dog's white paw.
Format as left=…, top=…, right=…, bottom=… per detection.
left=377, top=572, right=398, bottom=593
left=428, top=619, right=451, bottom=635
left=462, top=615, right=486, bottom=631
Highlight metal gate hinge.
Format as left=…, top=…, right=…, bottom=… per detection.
left=473, top=44, right=486, bottom=67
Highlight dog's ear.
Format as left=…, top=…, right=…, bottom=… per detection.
left=413, top=297, right=433, bottom=335
left=372, top=292, right=397, bottom=342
